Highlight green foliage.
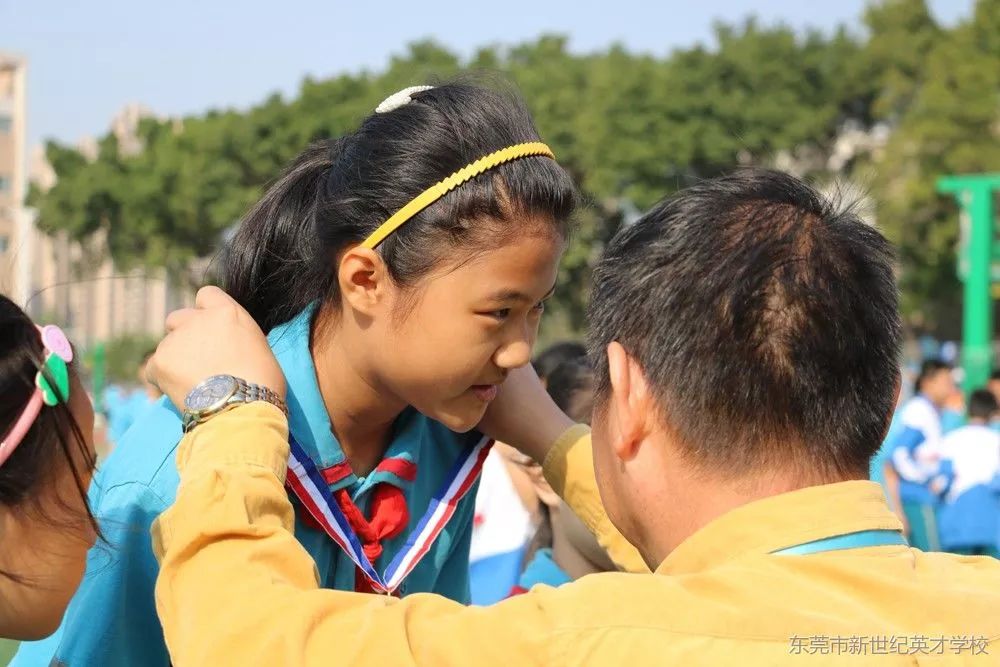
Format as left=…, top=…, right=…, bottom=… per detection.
left=30, top=0, right=998, bottom=334
left=0, top=639, right=18, bottom=666
left=867, top=0, right=1000, bottom=333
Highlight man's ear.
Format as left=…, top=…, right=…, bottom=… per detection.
left=607, top=341, right=656, bottom=463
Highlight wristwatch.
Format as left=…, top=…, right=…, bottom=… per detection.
left=182, top=374, right=288, bottom=433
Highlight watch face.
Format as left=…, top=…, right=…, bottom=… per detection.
left=185, top=375, right=238, bottom=413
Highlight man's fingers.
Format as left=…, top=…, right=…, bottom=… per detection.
left=165, top=308, right=197, bottom=332
left=194, top=285, right=236, bottom=310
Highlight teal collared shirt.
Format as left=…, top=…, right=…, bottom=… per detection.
left=14, top=305, right=482, bottom=667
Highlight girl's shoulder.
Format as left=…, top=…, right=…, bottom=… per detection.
left=95, top=396, right=183, bottom=503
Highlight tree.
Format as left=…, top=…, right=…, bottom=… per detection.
left=45, top=6, right=992, bottom=333
left=869, top=0, right=1000, bottom=332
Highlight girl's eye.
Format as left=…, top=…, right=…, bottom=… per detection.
left=531, top=301, right=546, bottom=314
left=489, top=309, right=512, bottom=321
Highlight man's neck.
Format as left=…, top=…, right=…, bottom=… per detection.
left=639, top=464, right=860, bottom=568
left=311, top=313, right=405, bottom=477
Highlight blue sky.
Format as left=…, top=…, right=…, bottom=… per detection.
left=0, top=0, right=974, bottom=150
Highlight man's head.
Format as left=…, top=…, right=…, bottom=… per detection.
left=967, top=389, right=997, bottom=424
left=988, top=370, right=1000, bottom=405
left=532, top=341, right=587, bottom=386
left=915, top=359, right=955, bottom=408
left=586, top=169, right=901, bottom=561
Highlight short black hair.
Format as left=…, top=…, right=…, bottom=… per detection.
left=546, top=360, right=595, bottom=424
left=532, top=341, right=587, bottom=381
left=916, top=359, right=951, bottom=395
left=588, top=168, right=901, bottom=478
left=989, top=369, right=1000, bottom=382
left=968, top=389, right=998, bottom=421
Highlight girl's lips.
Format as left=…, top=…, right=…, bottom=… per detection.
left=470, top=384, right=499, bottom=402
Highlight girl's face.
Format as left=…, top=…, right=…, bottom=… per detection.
left=0, top=369, right=97, bottom=640
left=375, top=227, right=564, bottom=432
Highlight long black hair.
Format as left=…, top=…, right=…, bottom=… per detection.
left=0, top=295, right=99, bottom=582
left=223, top=82, right=577, bottom=332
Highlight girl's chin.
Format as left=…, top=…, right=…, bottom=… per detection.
left=425, top=400, right=488, bottom=434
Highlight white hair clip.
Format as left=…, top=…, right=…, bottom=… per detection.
left=375, top=85, right=435, bottom=114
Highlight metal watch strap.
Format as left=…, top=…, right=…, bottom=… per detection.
left=235, top=378, right=288, bottom=415
left=184, top=378, right=288, bottom=433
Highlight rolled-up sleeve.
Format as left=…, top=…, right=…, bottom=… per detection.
left=542, top=425, right=649, bottom=573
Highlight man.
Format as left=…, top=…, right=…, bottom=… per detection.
left=987, top=370, right=1000, bottom=406
left=149, top=169, right=1000, bottom=665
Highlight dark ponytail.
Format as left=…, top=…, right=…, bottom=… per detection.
left=223, top=82, right=577, bottom=332
left=222, top=138, right=347, bottom=331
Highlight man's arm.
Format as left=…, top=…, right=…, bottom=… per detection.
left=479, top=365, right=649, bottom=573
left=153, top=404, right=559, bottom=667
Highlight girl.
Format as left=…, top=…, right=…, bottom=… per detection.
left=0, top=295, right=98, bottom=640
left=14, top=81, right=576, bottom=666
left=506, top=359, right=616, bottom=595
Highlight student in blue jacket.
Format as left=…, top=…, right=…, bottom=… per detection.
left=887, top=359, right=955, bottom=551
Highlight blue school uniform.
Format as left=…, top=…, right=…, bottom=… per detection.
left=938, top=484, right=1000, bottom=553
left=936, top=424, right=1000, bottom=555
left=941, top=408, right=965, bottom=435
left=888, top=395, right=947, bottom=550
left=890, top=396, right=944, bottom=505
left=103, top=385, right=156, bottom=445
left=468, top=450, right=533, bottom=605
left=514, top=548, right=572, bottom=593
left=14, top=304, right=483, bottom=667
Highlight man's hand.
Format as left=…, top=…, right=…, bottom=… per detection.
left=478, top=364, right=575, bottom=463
left=146, top=286, right=286, bottom=411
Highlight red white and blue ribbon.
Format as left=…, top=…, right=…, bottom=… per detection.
left=285, top=434, right=493, bottom=594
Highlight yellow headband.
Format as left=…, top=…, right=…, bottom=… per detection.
left=360, top=142, right=556, bottom=249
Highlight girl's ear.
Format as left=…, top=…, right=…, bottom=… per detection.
left=338, top=246, right=391, bottom=317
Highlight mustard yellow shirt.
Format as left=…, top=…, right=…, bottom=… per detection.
left=154, top=403, right=1000, bottom=665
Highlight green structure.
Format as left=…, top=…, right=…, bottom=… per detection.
left=937, top=174, right=1000, bottom=391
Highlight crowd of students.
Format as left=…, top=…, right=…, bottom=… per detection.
left=1, top=80, right=998, bottom=665
left=881, top=361, right=1000, bottom=558
left=101, top=350, right=162, bottom=449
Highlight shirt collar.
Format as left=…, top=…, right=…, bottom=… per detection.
left=519, top=548, right=572, bottom=589
left=656, top=480, right=904, bottom=576
left=364, top=408, right=424, bottom=490
left=916, top=393, right=941, bottom=415
left=267, top=303, right=423, bottom=491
